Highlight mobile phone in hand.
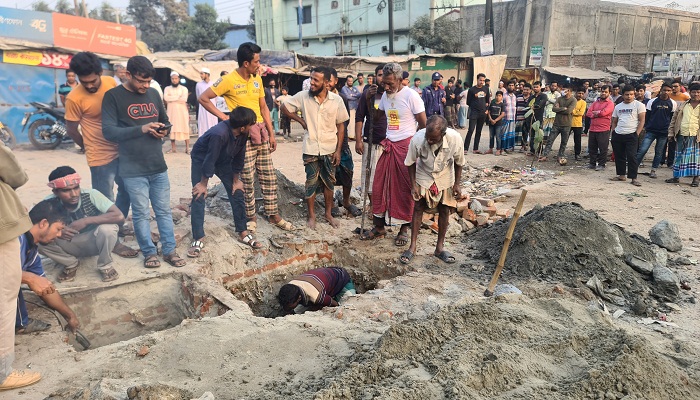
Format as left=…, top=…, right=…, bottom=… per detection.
left=157, top=124, right=172, bottom=132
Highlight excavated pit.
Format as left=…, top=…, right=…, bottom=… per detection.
left=61, top=274, right=229, bottom=350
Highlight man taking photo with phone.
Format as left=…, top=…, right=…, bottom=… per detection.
left=102, top=56, right=186, bottom=269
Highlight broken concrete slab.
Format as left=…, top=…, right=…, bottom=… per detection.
left=649, top=220, right=683, bottom=252
left=625, top=254, right=654, bottom=275
left=653, top=265, right=680, bottom=301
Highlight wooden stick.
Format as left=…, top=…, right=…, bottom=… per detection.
left=484, top=189, right=528, bottom=296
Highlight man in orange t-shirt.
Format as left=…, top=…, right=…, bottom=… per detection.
left=65, top=52, right=137, bottom=258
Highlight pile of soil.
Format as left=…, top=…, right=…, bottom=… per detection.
left=470, top=202, right=664, bottom=309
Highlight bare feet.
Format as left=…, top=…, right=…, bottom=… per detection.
left=307, top=217, right=317, bottom=229
left=112, top=242, right=139, bottom=258
left=325, top=214, right=340, bottom=228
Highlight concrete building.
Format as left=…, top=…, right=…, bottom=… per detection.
left=458, top=0, right=700, bottom=73
left=253, top=0, right=431, bottom=56
left=224, top=24, right=253, bottom=48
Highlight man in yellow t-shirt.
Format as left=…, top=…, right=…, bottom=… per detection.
left=570, top=88, right=587, bottom=160
left=197, top=43, right=293, bottom=233
left=65, top=52, right=137, bottom=258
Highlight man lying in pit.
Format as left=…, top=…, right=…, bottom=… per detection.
left=277, top=267, right=356, bottom=315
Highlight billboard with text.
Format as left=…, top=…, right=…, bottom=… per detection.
left=0, top=7, right=52, bottom=44
left=52, top=13, right=136, bottom=57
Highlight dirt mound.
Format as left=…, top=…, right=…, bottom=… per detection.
left=312, top=300, right=700, bottom=399
left=470, top=202, right=670, bottom=309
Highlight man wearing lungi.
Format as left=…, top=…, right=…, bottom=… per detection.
left=282, top=67, right=349, bottom=229
left=667, top=82, right=700, bottom=187
left=360, top=63, right=427, bottom=247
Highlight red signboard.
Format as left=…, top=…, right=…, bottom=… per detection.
left=52, top=13, right=136, bottom=57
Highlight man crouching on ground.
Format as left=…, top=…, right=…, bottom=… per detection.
left=16, top=199, right=80, bottom=334
left=277, top=267, right=356, bottom=315
left=40, top=166, right=126, bottom=282
left=400, top=115, right=464, bottom=265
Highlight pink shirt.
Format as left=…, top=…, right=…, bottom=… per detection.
left=586, top=97, right=615, bottom=132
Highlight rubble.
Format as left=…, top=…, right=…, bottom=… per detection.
left=649, top=220, right=683, bottom=252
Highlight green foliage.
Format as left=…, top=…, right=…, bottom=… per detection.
left=128, top=0, right=189, bottom=52
left=31, top=1, right=53, bottom=12
left=247, top=6, right=256, bottom=42
left=54, top=0, right=76, bottom=15
left=409, top=15, right=466, bottom=53
left=178, top=4, right=228, bottom=52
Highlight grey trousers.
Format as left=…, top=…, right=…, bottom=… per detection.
left=39, top=224, right=118, bottom=271
left=543, top=124, right=572, bottom=158
left=0, top=238, right=21, bottom=380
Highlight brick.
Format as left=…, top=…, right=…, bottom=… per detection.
left=484, top=205, right=497, bottom=217
left=462, top=209, right=477, bottom=223
left=474, top=197, right=495, bottom=207
left=456, top=198, right=470, bottom=213
left=490, top=216, right=502, bottom=222
left=496, top=209, right=511, bottom=218
left=476, top=213, right=489, bottom=226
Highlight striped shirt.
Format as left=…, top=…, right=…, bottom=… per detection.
left=288, top=267, right=350, bottom=307
left=503, top=92, right=518, bottom=121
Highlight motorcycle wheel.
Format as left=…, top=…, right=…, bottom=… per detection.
left=0, top=125, right=17, bottom=149
left=28, top=118, right=62, bottom=150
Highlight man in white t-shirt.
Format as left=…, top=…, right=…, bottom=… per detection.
left=360, top=63, right=427, bottom=246
left=610, top=86, right=646, bottom=187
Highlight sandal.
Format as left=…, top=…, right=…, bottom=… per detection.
left=163, top=253, right=186, bottom=268
left=57, top=267, right=78, bottom=282
left=630, top=180, right=642, bottom=187
left=144, top=255, right=161, bottom=269
left=331, top=206, right=344, bottom=218
left=394, top=232, right=409, bottom=247
left=434, top=250, right=456, bottom=264
left=271, top=218, right=295, bottom=231
left=346, top=204, right=362, bottom=217
left=239, top=233, right=263, bottom=249
left=609, top=176, right=627, bottom=181
left=360, top=227, right=386, bottom=240
left=112, top=242, right=139, bottom=258
left=692, top=181, right=699, bottom=188
left=118, top=225, right=134, bottom=237
left=665, top=178, right=679, bottom=184
left=399, top=250, right=414, bottom=265
left=538, top=156, right=547, bottom=162
left=15, top=318, right=51, bottom=334
left=187, top=240, right=204, bottom=258
left=247, top=221, right=257, bottom=233
left=99, top=266, right=119, bottom=282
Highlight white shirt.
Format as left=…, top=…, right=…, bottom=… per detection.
left=459, top=90, right=468, bottom=106
left=379, top=86, right=425, bottom=142
left=284, top=90, right=350, bottom=156
left=405, top=127, right=465, bottom=191
left=612, top=100, right=646, bottom=134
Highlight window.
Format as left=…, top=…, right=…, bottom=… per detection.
left=296, top=5, right=312, bottom=24
left=394, top=0, right=405, bottom=11
left=331, top=1, right=338, bottom=9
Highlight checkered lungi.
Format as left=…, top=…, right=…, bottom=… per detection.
left=241, top=141, right=279, bottom=218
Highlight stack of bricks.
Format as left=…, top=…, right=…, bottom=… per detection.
left=422, top=194, right=513, bottom=232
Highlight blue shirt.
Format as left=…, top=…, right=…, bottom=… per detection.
left=190, top=120, right=248, bottom=178
left=19, top=232, right=44, bottom=277
left=645, top=97, right=677, bottom=133
left=340, top=85, right=361, bottom=110
left=422, top=85, right=445, bottom=116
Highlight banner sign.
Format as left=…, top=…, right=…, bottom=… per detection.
left=0, top=7, right=52, bottom=44
left=2, top=50, right=72, bottom=69
left=479, top=34, right=494, bottom=56
left=529, top=45, right=543, bottom=66
left=52, top=13, right=136, bottom=57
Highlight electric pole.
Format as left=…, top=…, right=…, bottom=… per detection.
left=430, top=0, right=436, bottom=35
left=388, top=0, right=394, bottom=54
left=485, top=0, right=493, bottom=36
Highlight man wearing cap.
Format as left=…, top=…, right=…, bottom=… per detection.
left=163, top=71, right=191, bottom=154
left=422, top=72, right=446, bottom=117
left=196, top=68, right=218, bottom=136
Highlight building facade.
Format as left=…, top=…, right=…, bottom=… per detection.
left=254, top=0, right=431, bottom=56
left=458, top=0, right=700, bottom=73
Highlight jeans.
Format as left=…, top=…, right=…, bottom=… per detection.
left=271, top=107, right=279, bottom=133
left=190, top=163, right=247, bottom=240
left=636, top=130, right=668, bottom=169
left=588, top=130, right=610, bottom=167
left=466, top=115, right=486, bottom=151
left=611, top=131, right=639, bottom=179
left=543, top=125, right=571, bottom=158
left=571, top=127, right=583, bottom=156
left=122, top=171, right=176, bottom=257
left=90, top=157, right=130, bottom=218
left=489, top=124, right=505, bottom=150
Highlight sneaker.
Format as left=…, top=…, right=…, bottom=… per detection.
left=575, top=155, right=581, bottom=161
left=15, top=318, right=51, bottom=334
left=649, top=170, right=657, bottom=179
left=595, top=165, right=606, bottom=171
left=0, top=370, right=41, bottom=390
left=586, top=164, right=596, bottom=169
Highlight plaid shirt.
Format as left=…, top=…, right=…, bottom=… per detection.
left=503, top=92, right=517, bottom=121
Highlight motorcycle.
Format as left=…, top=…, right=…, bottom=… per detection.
left=0, top=120, right=17, bottom=149
left=21, top=102, right=69, bottom=150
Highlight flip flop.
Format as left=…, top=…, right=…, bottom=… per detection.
left=239, top=233, right=263, bottom=249
left=665, top=178, right=679, bottom=184
left=394, top=232, right=409, bottom=247
left=187, top=240, right=204, bottom=258
left=399, top=250, right=414, bottom=264
left=434, top=250, right=456, bottom=264
left=609, top=176, right=627, bottom=181
left=692, top=181, right=699, bottom=188
left=346, top=204, right=362, bottom=217
left=630, top=180, right=642, bottom=187
left=331, top=206, right=344, bottom=218
left=360, top=227, right=386, bottom=240
left=112, top=243, right=139, bottom=258
left=99, top=266, right=119, bottom=282
left=271, top=218, right=295, bottom=231
left=57, top=267, right=78, bottom=282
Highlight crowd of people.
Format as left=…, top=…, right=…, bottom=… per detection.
left=2, top=39, right=699, bottom=389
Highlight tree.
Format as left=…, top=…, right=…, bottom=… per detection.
left=127, top=0, right=190, bottom=52
left=410, top=15, right=466, bottom=54
left=31, top=1, right=53, bottom=12
left=54, top=0, right=76, bottom=14
left=178, top=4, right=229, bottom=52
left=247, top=6, right=256, bottom=42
